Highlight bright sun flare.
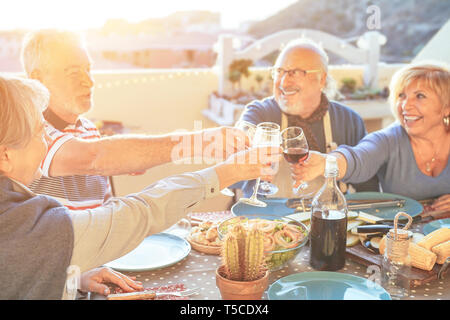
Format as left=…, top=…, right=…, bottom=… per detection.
left=1, top=0, right=298, bottom=31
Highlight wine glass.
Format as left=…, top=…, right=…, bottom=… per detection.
left=281, top=126, right=310, bottom=208
left=256, top=122, right=280, bottom=196
left=235, top=120, right=256, bottom=142
left=239, top=124, right=281, bottom=207
left=220, top=121, right=256, bottom=197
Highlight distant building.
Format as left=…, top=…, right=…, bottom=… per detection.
left=87, top=31, right=219, bottom=68
left=87, top=11, right=227, bottom=69
left=0, top=10, right=255, bottom=71
left=0, top=31, right=24, bottom=72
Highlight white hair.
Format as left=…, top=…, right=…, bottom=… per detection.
left=21, top=29, right=86, bottom=76
left=275, top=38, right=329, bottom=71
left=275, top=38, right=340, bottom=99
left=0, top=74, right=49, bottom=149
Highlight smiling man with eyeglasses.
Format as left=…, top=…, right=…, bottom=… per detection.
left=235, top=38, right=380, bottom=199
left=271, top=67, right=321, bottom=81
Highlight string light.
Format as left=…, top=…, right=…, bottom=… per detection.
left=93, top=69, right=217, bottom=90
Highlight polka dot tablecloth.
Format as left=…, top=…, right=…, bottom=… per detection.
left=118, top=244, right=449, bottom=300
left=94, top=217, right=449, bottom=300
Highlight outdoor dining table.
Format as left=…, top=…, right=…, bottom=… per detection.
left=91, top=211, right=449, bottom=301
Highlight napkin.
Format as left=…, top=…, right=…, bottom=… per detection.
left=188, top=210, right=234, bottom=223
left=111, top=283, right=189, bottom=300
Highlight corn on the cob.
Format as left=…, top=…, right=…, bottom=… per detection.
left=417, top=228, right=450, bottom=251
left=380, top=237, right=436, bottom=271
left=409, top=242, right=437, bottom=271
left=379, top=235, right=386, bottom=255
left=431, top=240, right=450, bottom=264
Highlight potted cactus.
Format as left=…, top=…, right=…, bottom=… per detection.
left=215, top=224, right=269, bottom=300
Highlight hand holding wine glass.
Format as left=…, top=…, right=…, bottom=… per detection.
left=235, top=120, right=256, bottom=143
left=290, top=150, right=330, bottom=188
left=256, top=122, right=280, bottom=196
left=281, top=126, right=310, bottom=193
left=238, top=123, right=281, bottom=207
left=220, top=120, right=257, bottom=197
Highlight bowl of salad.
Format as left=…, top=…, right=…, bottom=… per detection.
left=217, top=214, right=309, bottom=271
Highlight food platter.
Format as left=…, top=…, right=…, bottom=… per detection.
left=186, top=236, right=221, bottom=255
left=187, top=220, right=222, bottom=255
left=217, top=214, right=309, bottom=270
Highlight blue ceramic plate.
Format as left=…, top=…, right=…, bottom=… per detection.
left=268, top=272, right=391, bottom=300
left=105, top=233, right=191, bottom=272
left=422, top=218, right=450, bottom=235
left=231, top=198, right=295, bottom=217
left=345, top=192, right=423, bottom=221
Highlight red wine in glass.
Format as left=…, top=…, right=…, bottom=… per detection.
left=281, top=126, right=310, bottom=194
left=283, top=147, right=309, bottom=164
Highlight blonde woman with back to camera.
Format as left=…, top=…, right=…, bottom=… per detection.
left=291, top=61, right=450, bottom=210
left=0, top=75, right=280, bottom=299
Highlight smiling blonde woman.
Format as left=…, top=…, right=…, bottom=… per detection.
left=292, top=61, right=450, bottom=210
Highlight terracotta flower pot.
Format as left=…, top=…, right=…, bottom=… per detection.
left=215, top=265, right=269, bottom=300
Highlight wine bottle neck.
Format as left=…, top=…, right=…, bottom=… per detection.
left=324, top=173, right=338, bottom=187
left=312, top=173, right=347, bottom=213
left=324, top=168, right=338, bottom=177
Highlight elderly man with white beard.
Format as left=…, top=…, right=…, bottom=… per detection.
left=235, top=38, right=380, bottom=200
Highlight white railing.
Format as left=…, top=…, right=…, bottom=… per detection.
left=216, top=29, right=386, bottom=96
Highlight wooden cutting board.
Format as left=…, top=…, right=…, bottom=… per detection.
left=346, top=244, right=443, bottom=288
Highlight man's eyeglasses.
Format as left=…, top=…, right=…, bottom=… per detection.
left=271, top=67, right=321, bottom=80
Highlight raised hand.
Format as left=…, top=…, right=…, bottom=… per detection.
left=431, top=194, right=450, bottom=212
left=215, top=145, right=282, bottom=191
left=198, top=126, right=250, bottom=162
left=289, top=151, right=327, bottom=189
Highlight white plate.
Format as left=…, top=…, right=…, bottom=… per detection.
left=105, top=233, right=191, bottom=272
left=268, top=272, right=391, bottom=300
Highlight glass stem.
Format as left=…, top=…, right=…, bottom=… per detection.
left=250, top=177, right=261, bottom=200
left=301, top=199, right=306, bottom=213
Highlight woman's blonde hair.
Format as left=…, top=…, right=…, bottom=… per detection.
left=389, top=61, right=450, bottom=120
left=0, top=74, right=49, bottom=149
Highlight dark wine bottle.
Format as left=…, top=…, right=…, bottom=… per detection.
left=309, top=155, right=348, bottom=271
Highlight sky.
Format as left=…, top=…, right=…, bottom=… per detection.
left=0, top=0, right=298, bottom=31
